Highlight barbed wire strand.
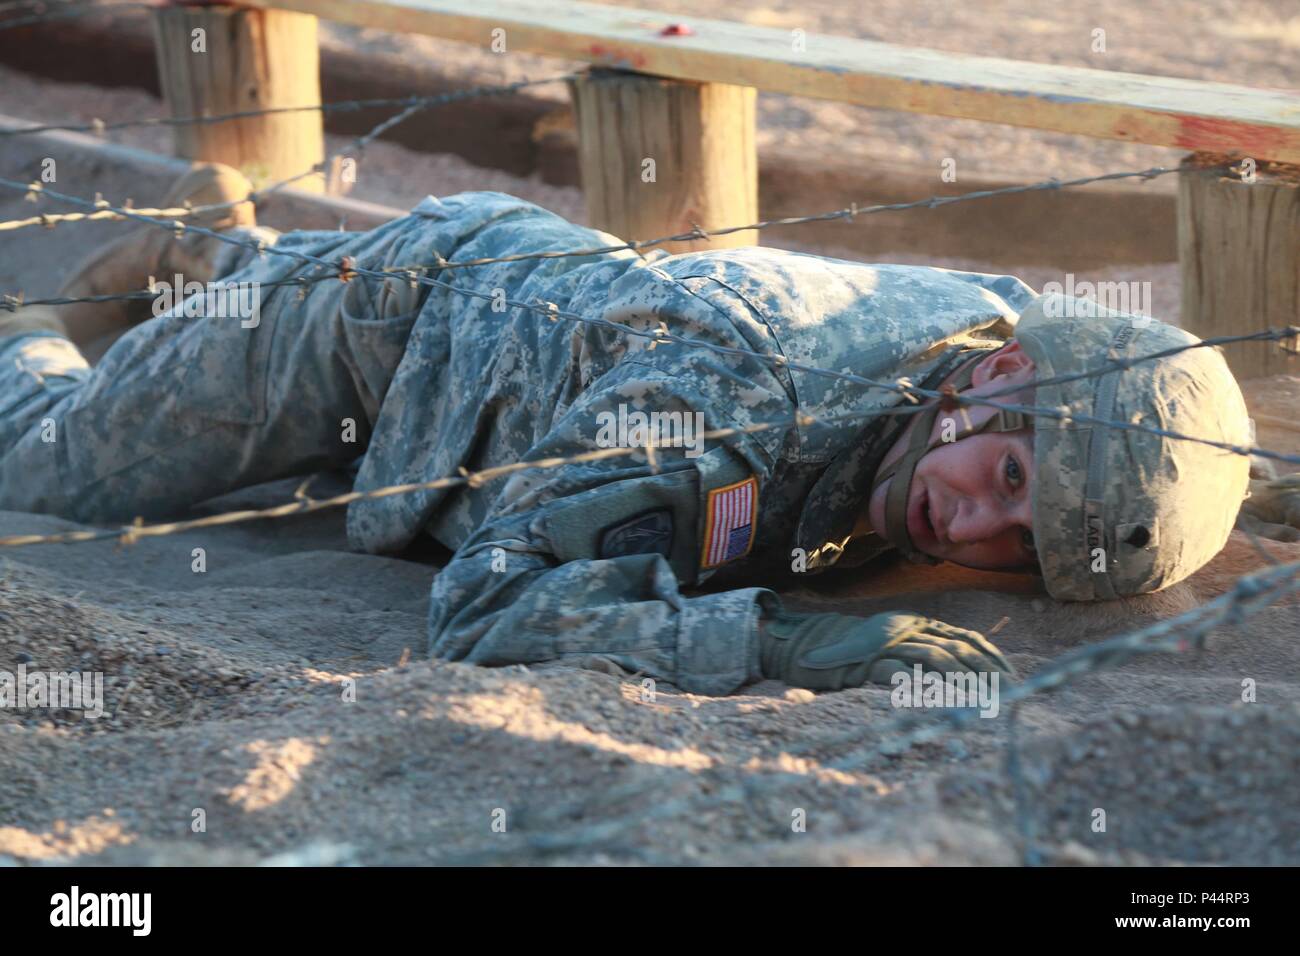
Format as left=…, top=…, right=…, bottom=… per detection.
left=0, top=154, right=1240, bottom=253
left=0, top=74, right=580, bottom=234
left=0, top=413, right=819, bottom=549
left=6, top=175, right=1298, bottom=472
left=0, top=76, right=577, bottom=139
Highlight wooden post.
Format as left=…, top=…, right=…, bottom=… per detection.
left=1178, top=155, right=1300, bottom=381
left=568, top=69, right=757, bottom=254
left=152, top=5, right=325, bottom=193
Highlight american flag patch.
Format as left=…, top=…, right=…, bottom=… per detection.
left=700, top=477, right=758, bottom=569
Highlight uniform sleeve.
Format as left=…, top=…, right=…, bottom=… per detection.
left=425, top=364, right=787, bottom=696
left=426, top=502, right=778, bottom=695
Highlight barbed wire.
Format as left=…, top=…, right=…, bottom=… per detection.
left=4, top=177, right=1299, bottom=476
left=0, top=77, right=575, bottom=139
left=0, top=74, right=581, bottom=235
left=981, top=324, right=1300, bottom=401
left=397, top=165, right=1229, bottom=272
left=0, top=412, right=819, bottom=548
left=6, top=267, right=377, bottom=308
left=0, top=72, right=1270, bottom=454
left=0, top=156, right=1234, bottom=252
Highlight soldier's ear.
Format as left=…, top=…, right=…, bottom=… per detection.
left=970, top=341, right=1035, bottom=388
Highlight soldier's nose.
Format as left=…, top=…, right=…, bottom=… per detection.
left=948, top=498, right=1009, bottom=544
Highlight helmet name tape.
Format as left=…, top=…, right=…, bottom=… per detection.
left=1082, top=320, right=1144, bottom=600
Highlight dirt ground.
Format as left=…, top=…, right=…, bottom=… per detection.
left=1, top=2, right=1299, bottom=866
left=1, top=483, right=1297, bottom=866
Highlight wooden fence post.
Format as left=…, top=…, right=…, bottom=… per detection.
left=1177, top=155, right=1300, bottom=381
left=567, top=69, right=757, bottom=254
left=151, top=5, right=325, bottom=193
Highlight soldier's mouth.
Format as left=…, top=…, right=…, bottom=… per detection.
left=908, top=486, right=937, bottom=546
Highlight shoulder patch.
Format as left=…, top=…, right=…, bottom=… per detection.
left=599, top=508, right=674, bottom=560
left=700, top=476, right=759, bottom=570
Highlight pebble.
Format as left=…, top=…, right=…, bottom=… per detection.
left=783, top=688, right=816, bottom=704
left=878, top=737, right=910, bottom=757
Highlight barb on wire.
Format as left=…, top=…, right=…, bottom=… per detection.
left=3, top=176, right=1298, bottom=472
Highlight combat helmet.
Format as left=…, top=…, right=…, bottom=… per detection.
left=795, top=292, right=1252, bottom=600
left=1013, top=293, right=1252, bottom=599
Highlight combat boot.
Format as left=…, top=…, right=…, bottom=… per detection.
left=54, top=162, right=260, bottom=360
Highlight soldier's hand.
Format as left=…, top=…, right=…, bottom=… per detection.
left=1237, top=473, right=1300, bottom=543
left=758, top=610, right=1012, bottom=691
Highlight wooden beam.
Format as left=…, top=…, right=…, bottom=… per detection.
left=152, top=5, right=326, bottom=191
left=568, top=70, right=756, bottom=252
left=1178, top=156, right=1300, bottom=381
left=241, top=0, right=1300, bottom=163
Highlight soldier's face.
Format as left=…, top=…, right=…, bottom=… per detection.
left=867, top=342, right=1040, bottom=572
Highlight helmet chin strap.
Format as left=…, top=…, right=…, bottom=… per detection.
left=869, top=355, right=1030, bottom=564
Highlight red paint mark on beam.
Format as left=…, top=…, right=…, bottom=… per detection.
left=1173, top=115, right=1293, bottom=160
left=589, top=44, right=648, bottom=69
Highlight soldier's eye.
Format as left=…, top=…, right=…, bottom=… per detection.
left=1005, top=455, right=1024, bottom=488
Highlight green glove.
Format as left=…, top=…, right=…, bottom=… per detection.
left=759, top=611, right=1012, bottom=691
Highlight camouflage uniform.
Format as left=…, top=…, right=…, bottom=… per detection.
left=0, top=192, right=1039, bottom=694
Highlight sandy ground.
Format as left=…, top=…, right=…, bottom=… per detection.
left=1, top=3, right=1299, bottom=866
left=1, top=482, right=1297, bottom=866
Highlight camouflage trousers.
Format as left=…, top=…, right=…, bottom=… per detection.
left=0, top=213, right=439, bottom=523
